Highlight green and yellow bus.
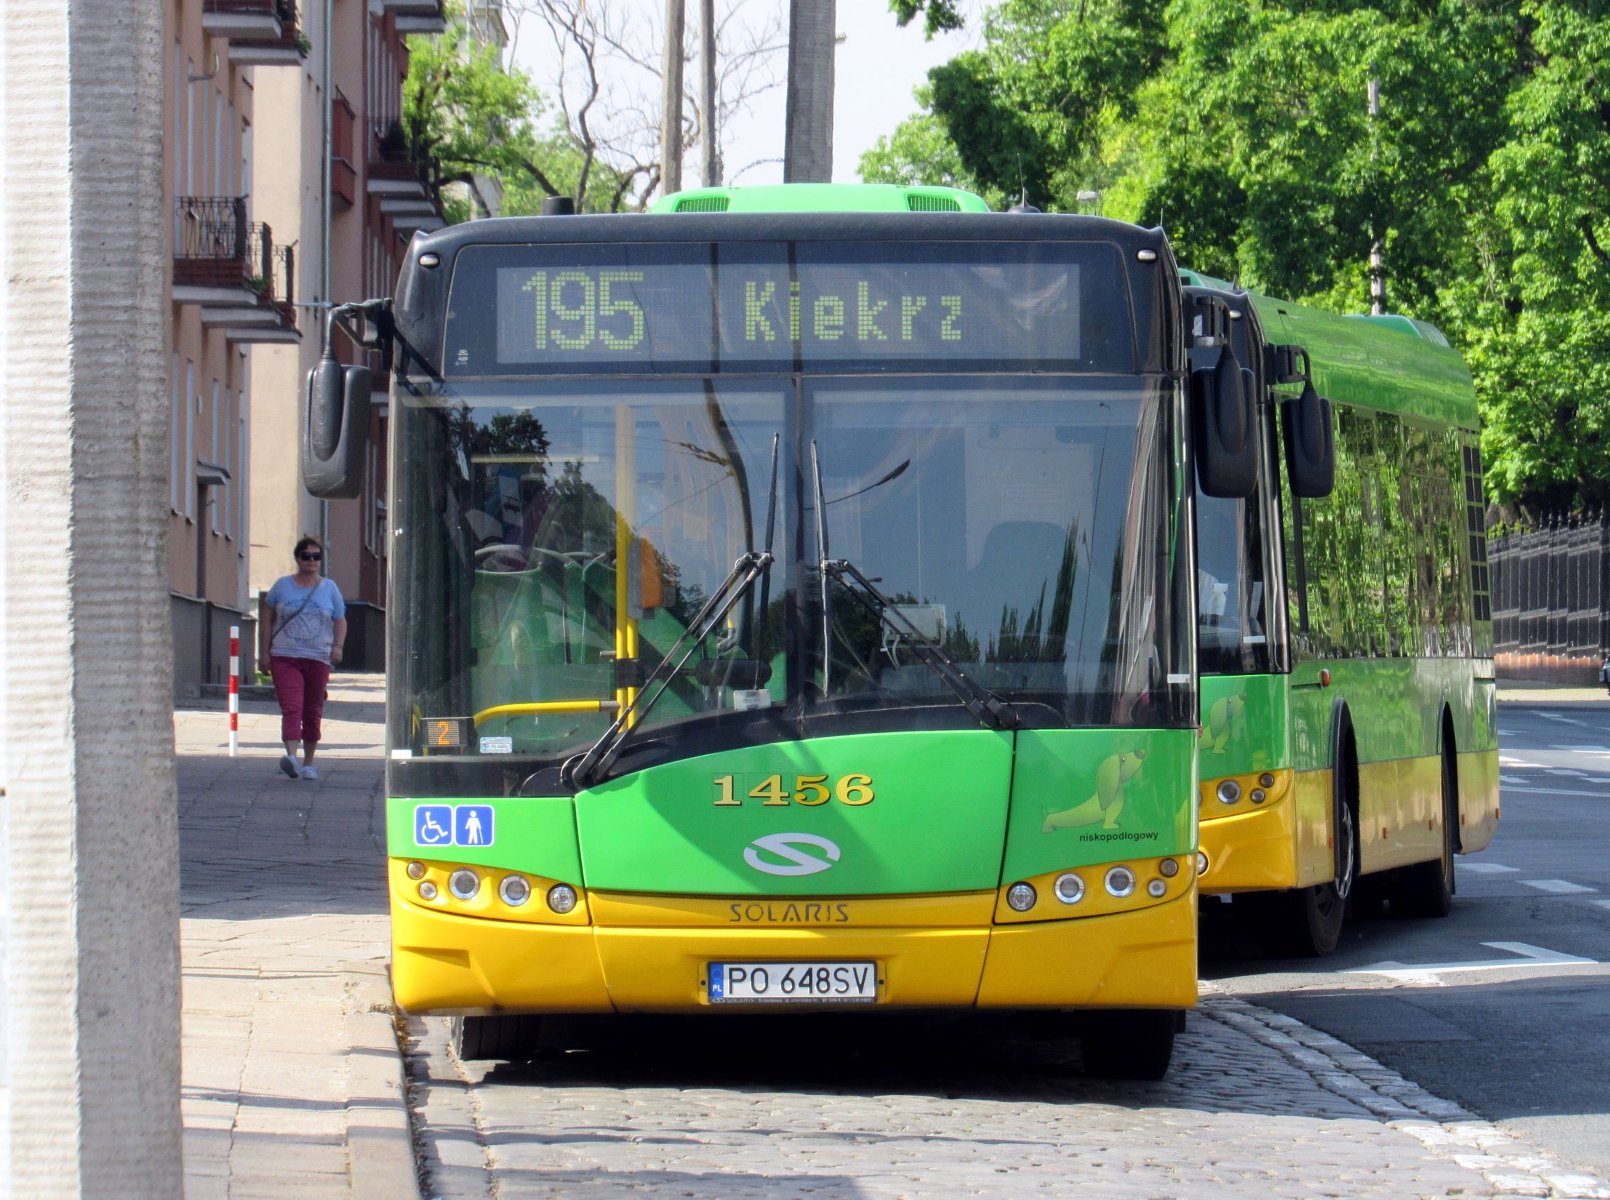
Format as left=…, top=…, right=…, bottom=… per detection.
left=1185, top=275, right=1501, bottom=956
left=304, top=183, right=1285, bottom=1079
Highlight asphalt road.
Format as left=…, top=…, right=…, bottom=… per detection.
left=1203, top=698, right=1610, bottom=1181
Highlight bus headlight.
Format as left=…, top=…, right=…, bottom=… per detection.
left=418, top=880, right=438, bottom=901
left=1147, top=879, right=1167, bottom=898
left=448, top=869, right=481, bottom=900
left=1158, top=858, right=1179, bottom=878
left=406, top=861, right=426, bottom=880
left=1006, top=882, right=1037, bottom=912
left=1104, top=866, right=1137, bottom=898
left=1053, top=873, right=1086, bottom=905
left=1216, top=779, right=1242, bottom=804
left=498, top=875, right=532, bottom=907
left=547, top=884, right=578, bottom=914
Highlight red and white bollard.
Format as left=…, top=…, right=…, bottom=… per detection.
left=228, top=624, right=240, bottom=757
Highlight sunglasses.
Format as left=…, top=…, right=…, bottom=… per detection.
left=299, top=551, right=322, bottom=561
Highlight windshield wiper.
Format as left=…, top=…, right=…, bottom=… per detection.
left=809, top=441, right=1016, bottom=731
left=561, top=548, right=773, bottom=789
left=821, top=557, right=1019, bottom=731
left=562, top=436, right=781, bottom=791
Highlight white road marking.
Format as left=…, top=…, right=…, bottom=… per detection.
left=1500, top=783, right=1609, bottom=797
left=1592, top=900, right=1610, bottom=914
left=1548, top=769, right=1595, bottom=778
left=1537, top=712, right=1596, bottom=725
left=1459, top=861, right=1519, bottom=874
left=1550, top=745, right=1610, bottom=754
left=1349, top=941, right=1598, bottom=981
left=1522, top=878, right=1597, bottom=894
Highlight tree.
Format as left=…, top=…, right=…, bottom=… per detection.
left=1446, top=4, right=1610, bottom=511
left=890, top=0, right=965, bottom=38
left=506, top=0, right=787, bottom=204
left=858, top=91, right=1004, bottom=208
left=404, top=9, right=637, bottom=215
left=870, top=0, right=1610, bottom=513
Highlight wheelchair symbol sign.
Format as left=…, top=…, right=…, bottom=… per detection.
left=413, top=805, right=454, bottom=847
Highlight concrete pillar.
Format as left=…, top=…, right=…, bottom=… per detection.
left=784, top=0, right=835, bottom=183
left=661, top=0, right=686, bottom=197
left=3, top=0, right=183, bottom=1194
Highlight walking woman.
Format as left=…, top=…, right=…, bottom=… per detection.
left=261, top=536, right=346, bottom=779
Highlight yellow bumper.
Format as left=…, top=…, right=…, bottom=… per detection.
left=1197, top=799, right=1298, bottom=894
left=390, top=890, right=1197, bottom=1015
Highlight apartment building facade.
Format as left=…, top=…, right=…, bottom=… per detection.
left=164, top=0, right=444, bottom=696
left=167, top=0, right=307, bottom=695
left=247, top=0, right=445, bottom=678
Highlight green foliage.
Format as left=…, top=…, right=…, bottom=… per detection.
left=890, top=0, right=966, bottom=38
left=864, top=0, right=1610, bottom=513
left=402, top=10, right=636, bottom=215
left=858, top=89, right=1008, bottom=209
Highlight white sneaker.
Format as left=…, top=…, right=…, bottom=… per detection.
left=300, top=764, right=319, bottom=780
left=279, top=754, right=300, bottom=779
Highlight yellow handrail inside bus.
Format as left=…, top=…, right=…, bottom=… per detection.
left=473, top=699, right=620, bottom=727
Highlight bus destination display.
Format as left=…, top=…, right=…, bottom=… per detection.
left=442, top=242, right=1119, bottom=374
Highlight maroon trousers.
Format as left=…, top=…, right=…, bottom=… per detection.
left=270, top=655, right=332, bottom=745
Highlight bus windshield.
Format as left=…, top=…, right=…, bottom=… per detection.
left=389, top=371, right=1191, bottom=780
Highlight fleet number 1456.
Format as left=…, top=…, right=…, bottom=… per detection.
left=713, top=773, right=875, bottom=807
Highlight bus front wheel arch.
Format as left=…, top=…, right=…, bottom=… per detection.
left=1245, top=717, right=1358, bottom=958
left=1393, top=721, right=1458, bottom=918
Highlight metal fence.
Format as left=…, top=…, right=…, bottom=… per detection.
left=176, top=196, right=248, bottom=260
left=174, top=197, right=293, bottom=306
left=1488, top=512, right=1610, bottom=661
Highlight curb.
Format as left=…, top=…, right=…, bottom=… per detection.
left=346, top=1003, right=423, bottom=1200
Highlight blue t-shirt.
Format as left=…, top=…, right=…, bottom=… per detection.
left=266, top=575, right=347, bottom=663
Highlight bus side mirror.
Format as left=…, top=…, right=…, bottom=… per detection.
left=1192, top=347, right=1258, bottom=498
left=1282, top=382, right=1335, bottom=498
left=302, top=358, right=372, bottom=499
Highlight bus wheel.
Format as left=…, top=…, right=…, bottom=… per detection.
left=1253, top=789, right=1355, bottom=958
left=1394, top=747, right=1457, bottom=918
left=451, top=1014, right=543, bottom=1062
left=1079, top=1010, right=1178, bottom=1081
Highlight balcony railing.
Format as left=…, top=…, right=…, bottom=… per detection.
left=222, top=0, right=309, bottom=65
left=177, top=197, right=249, bottom=262
left=201, top=0, right=286, bottom=39
left=173, top=198, right=299, bottom=341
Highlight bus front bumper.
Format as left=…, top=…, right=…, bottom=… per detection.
left=1197, top=800, right=1298, bottom=895
left=389, top=890, right=1198, bottom=1015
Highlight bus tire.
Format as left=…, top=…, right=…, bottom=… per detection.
left=1252, top=737, right=1357, bottom=958
left=451, top=1014, right=543, bottom=1062
left=1079, top=1010, right=1178, bottom=1081
left=1394, top=742, right=1457, bottom=918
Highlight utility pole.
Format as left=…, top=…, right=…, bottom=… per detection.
left=4, top=0, right=183, bottom=1192
left=784, top=0, right=835, bottom=182
left=661, top=0, right=686, bottom=197
left=701, top=0, right=719, bottom=185
left=1368, top=74, right=1387, bottom=315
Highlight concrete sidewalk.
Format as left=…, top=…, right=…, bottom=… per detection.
left=177, top=672, right=419, bottom=1199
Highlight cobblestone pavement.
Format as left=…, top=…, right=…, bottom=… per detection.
left=401, top=991, right=1610, bottom=1200
left=177, top=676, right=1610, bottom=1199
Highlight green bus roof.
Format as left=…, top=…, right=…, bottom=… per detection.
left=1179, top=269, right=1475, bottom=430
left=1253, top=294, right=1475, bottom=430
left=650, top=182, right=993, bottom=215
